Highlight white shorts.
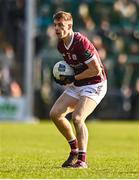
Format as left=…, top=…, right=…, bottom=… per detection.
left=64, top=80, right=107, bottom=105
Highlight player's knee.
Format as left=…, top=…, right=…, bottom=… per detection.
left=49, top=109, right=60, bottom=120
left=72, top=113, right=83, bottom=125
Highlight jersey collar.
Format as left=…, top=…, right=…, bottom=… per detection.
left=64, top=33, right=74, bottom=50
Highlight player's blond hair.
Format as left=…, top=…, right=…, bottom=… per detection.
left=53, top=11, right=73, bottom=25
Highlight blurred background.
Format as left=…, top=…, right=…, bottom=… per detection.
left=0, top=0, right=139, bottom=121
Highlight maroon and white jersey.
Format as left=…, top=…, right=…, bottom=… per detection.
left=57, top=32, right=106, bottom=86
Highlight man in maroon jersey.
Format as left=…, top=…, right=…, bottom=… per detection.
left=50, top=11, right=107, bottom=168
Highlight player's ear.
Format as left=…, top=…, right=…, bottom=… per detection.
left=68, top=24, right=72, bottom=30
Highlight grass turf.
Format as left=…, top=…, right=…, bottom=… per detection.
left=0, top=120, right=139, bottom=178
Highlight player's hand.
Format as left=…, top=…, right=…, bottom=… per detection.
left=60, top=75, right=75, bottom=85
left=52, top=76, right=66, bottom=85
left=52, top=74, right=75, bottom=85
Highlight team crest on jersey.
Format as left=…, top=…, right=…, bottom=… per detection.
left=72, top=54, right=77, bottom=60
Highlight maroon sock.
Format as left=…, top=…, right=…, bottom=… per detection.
left=68, top=139, right=78, bottom=154
left=78, top=151, right=86, bottom=162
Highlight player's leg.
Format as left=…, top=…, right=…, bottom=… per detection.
left=72, top=81, right=107, bottom=168
left=49, top=92, right=79, bottom=167
left=50, top=92, right=78, bottom=141
left=72, top=97, right=97, bottom=168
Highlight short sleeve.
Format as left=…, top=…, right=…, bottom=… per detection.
left=79, top=37, right=97, bottom=64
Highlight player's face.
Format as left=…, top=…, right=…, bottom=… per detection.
left=54, top=18, right=71, bottom=39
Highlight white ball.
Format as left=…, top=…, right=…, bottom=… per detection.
left=53, top=60, right=74, bottom=80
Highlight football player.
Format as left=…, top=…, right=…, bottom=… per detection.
left=50, top=11, right=107, bottom=168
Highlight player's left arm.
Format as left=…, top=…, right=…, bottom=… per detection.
left=57, top=58, right=102, bottom=84
left=75, top=57, right=102, bottom=80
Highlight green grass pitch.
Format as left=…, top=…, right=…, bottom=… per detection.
left=0, top=120, right=139, bottom=178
